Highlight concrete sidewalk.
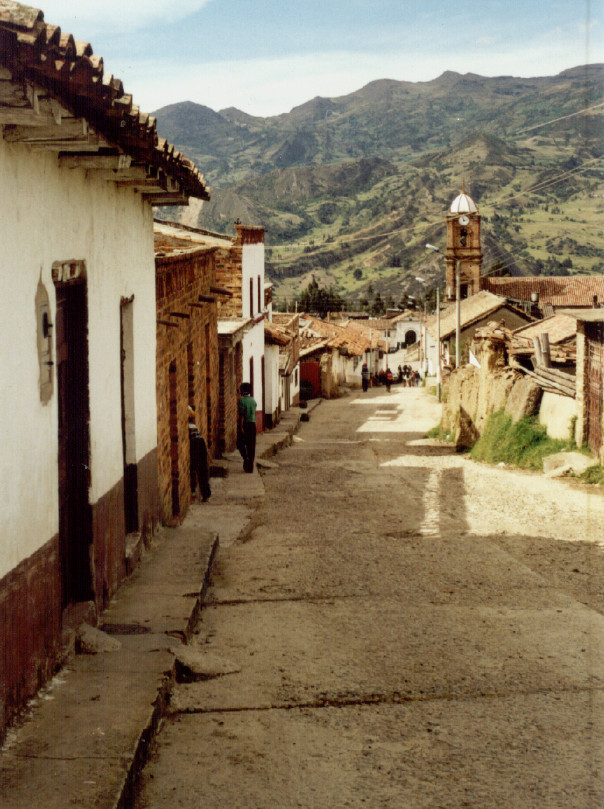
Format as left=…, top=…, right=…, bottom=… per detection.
left=0, top=400, right=320, bottom=809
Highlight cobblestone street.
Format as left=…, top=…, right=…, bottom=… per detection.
left=137, top=387, right=604, bottom=809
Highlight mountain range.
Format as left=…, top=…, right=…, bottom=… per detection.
left=153, top=64, right=604, bottom=308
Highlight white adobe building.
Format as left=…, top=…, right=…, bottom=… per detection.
left=0, top=3, right=208, bottom=738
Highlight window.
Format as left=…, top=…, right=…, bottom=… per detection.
left=258, top=276, right=262, bottom=312
left=250, top=278, right=254, bottom=317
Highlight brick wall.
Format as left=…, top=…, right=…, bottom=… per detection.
left=218, top=339, right=241, bottom=454
left=215, top=244, right=243, bottom=318
left=156, top=248, right=219, bottom=523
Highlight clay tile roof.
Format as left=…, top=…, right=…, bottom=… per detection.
left=300, top=315, right=379, bottom=355
left=513, top=313, right=577, bottom=344
left=0, top=1, right=208, bottom=201
left=426, top=290, right=511, bottom=339
left=482, top=276, right=604, bottom=308
left=264, top=321, right=293, bottom=346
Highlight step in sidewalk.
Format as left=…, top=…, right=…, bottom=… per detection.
left=0, top=524, right=218, bottom=809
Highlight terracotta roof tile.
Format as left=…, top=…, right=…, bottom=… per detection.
left=426, top=291, right=514, bottom=339
left=0, top=1, right=208, bottom=201
left=300, top=315, right=383, bottom=355
left=513, top=313, right=577, bottom=344
left=482, top=276, right=604, bottom=308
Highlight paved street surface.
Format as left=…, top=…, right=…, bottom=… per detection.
left=136, top=386, right=604, bottom=809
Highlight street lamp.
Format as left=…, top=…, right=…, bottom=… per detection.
left=426, top=242, right=461, bottom=370
left=414, top=276, right=429, bottom=377
left=424, top=245, right=448, bottom=396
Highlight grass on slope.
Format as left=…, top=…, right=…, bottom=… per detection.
left=470, top=410, right=573, bottom=470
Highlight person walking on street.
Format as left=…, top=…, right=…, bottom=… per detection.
left=188, top=407, right=211, bottom=501
left=385, top=367, right=393, bottom=392
left=361, top=363, right=370, bottom=392
left=238, top=382, right=257, bottom=473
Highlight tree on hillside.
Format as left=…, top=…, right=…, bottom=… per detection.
left=297, top=277, right=345, bottom=317
left=371, top=293, right=385, bottom=316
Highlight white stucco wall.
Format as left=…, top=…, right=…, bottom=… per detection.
left=0, top=139, right=157, bottom=579
left=395, top=318, right=421, bottom=347
left=241, top=242, right=264, bottom=320
left=241, top=241, right=265, bottom=412
left=538, top=391, right=578, bottom=441
left=291, top=363, right=300, bottom=404
left=242, top=322, right=265, bottom=413
left=264, top=343, right=280, bottom=419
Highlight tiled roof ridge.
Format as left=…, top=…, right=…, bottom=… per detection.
left=482, top=275, right=604, bottom=306
left=0, top=1, right=209, bottom=200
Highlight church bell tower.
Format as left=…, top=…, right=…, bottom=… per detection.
left=445, top=186, right=482, bottom=300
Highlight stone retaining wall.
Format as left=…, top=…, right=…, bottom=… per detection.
left=442, top=339, right=545, bottom=449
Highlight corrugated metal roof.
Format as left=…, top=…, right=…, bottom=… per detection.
left=0, top=2, right=208, bottom=201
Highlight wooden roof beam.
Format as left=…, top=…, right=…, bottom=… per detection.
left=145, top=192, right=189, bottom=206
left=59, top=153, right=131, bottom=170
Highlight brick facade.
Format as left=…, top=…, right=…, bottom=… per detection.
left=215, top=243, right=243, bottom=317
left=156, top=248, right=219, bottom=524
left=218, top=337, right=243, bottom=454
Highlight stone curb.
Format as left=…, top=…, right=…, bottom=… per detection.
left=0, top=399, right=322, bottom=809
left=0, top=529, right=219, bottom=809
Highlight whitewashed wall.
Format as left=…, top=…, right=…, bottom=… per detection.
left=242, top=322, right=265, bottom=412
left=395, top=318, right=421, bottom=347
left=264, top=342, right=280, bottom=420
left=241, top=242, right=265, bottom=413
left=0, top=140, right=157, bottom=579
left=241, top=242, right=264, bottom=321
left=291, top=363, right=300, bottom=404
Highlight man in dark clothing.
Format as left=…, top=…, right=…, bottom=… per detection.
left=238, top=383, right=257, bottom=473
left=361, top=363, right=370, bottom=392
left=188, top=408, right=211, bottom=501
left=385, top=367, right=393, bottom=392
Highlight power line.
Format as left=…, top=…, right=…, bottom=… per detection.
left=515, top=100, right=604, bottom=135
left=266, top=155, right=603, bottom=264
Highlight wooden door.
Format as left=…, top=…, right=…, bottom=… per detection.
left=55, top=282, right=93, bottom=606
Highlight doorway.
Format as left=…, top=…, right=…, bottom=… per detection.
left=169, top=361, right=180, bottom=517
left=120, top=298, right=138, bottom=534
left=55, top=279, right=94, bottom=607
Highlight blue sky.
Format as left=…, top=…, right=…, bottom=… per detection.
left=40, top=1, right=603, bottom=116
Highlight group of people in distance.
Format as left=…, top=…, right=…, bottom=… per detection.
left=361, top=362, right=420, bottom=393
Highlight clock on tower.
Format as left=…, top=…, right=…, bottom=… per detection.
left=445, top=187, right=482, bottom=301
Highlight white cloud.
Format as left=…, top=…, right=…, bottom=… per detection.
left=38, top=1, right=213, bottom=35
left=121, top=30, right=602, bottom=119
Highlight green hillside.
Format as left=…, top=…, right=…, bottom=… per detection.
left=153, top=65, right=604, bottom=308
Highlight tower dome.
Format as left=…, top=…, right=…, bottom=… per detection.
left=449, top=192, right=478, bottom=215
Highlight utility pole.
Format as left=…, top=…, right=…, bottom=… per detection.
left=455, top=259, right=461, bottom=369
left=436, top=287, right=441, bottom=400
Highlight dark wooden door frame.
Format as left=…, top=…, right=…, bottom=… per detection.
left=55, top=278, right=94, bottom=607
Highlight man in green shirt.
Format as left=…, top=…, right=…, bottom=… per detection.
left=238, top=382, right=257, bottom=473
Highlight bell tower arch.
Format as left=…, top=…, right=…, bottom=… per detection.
left=445, top=187, right=482, bottom=300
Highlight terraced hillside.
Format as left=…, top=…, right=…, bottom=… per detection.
left=154, top=65, right=604, bottom=308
